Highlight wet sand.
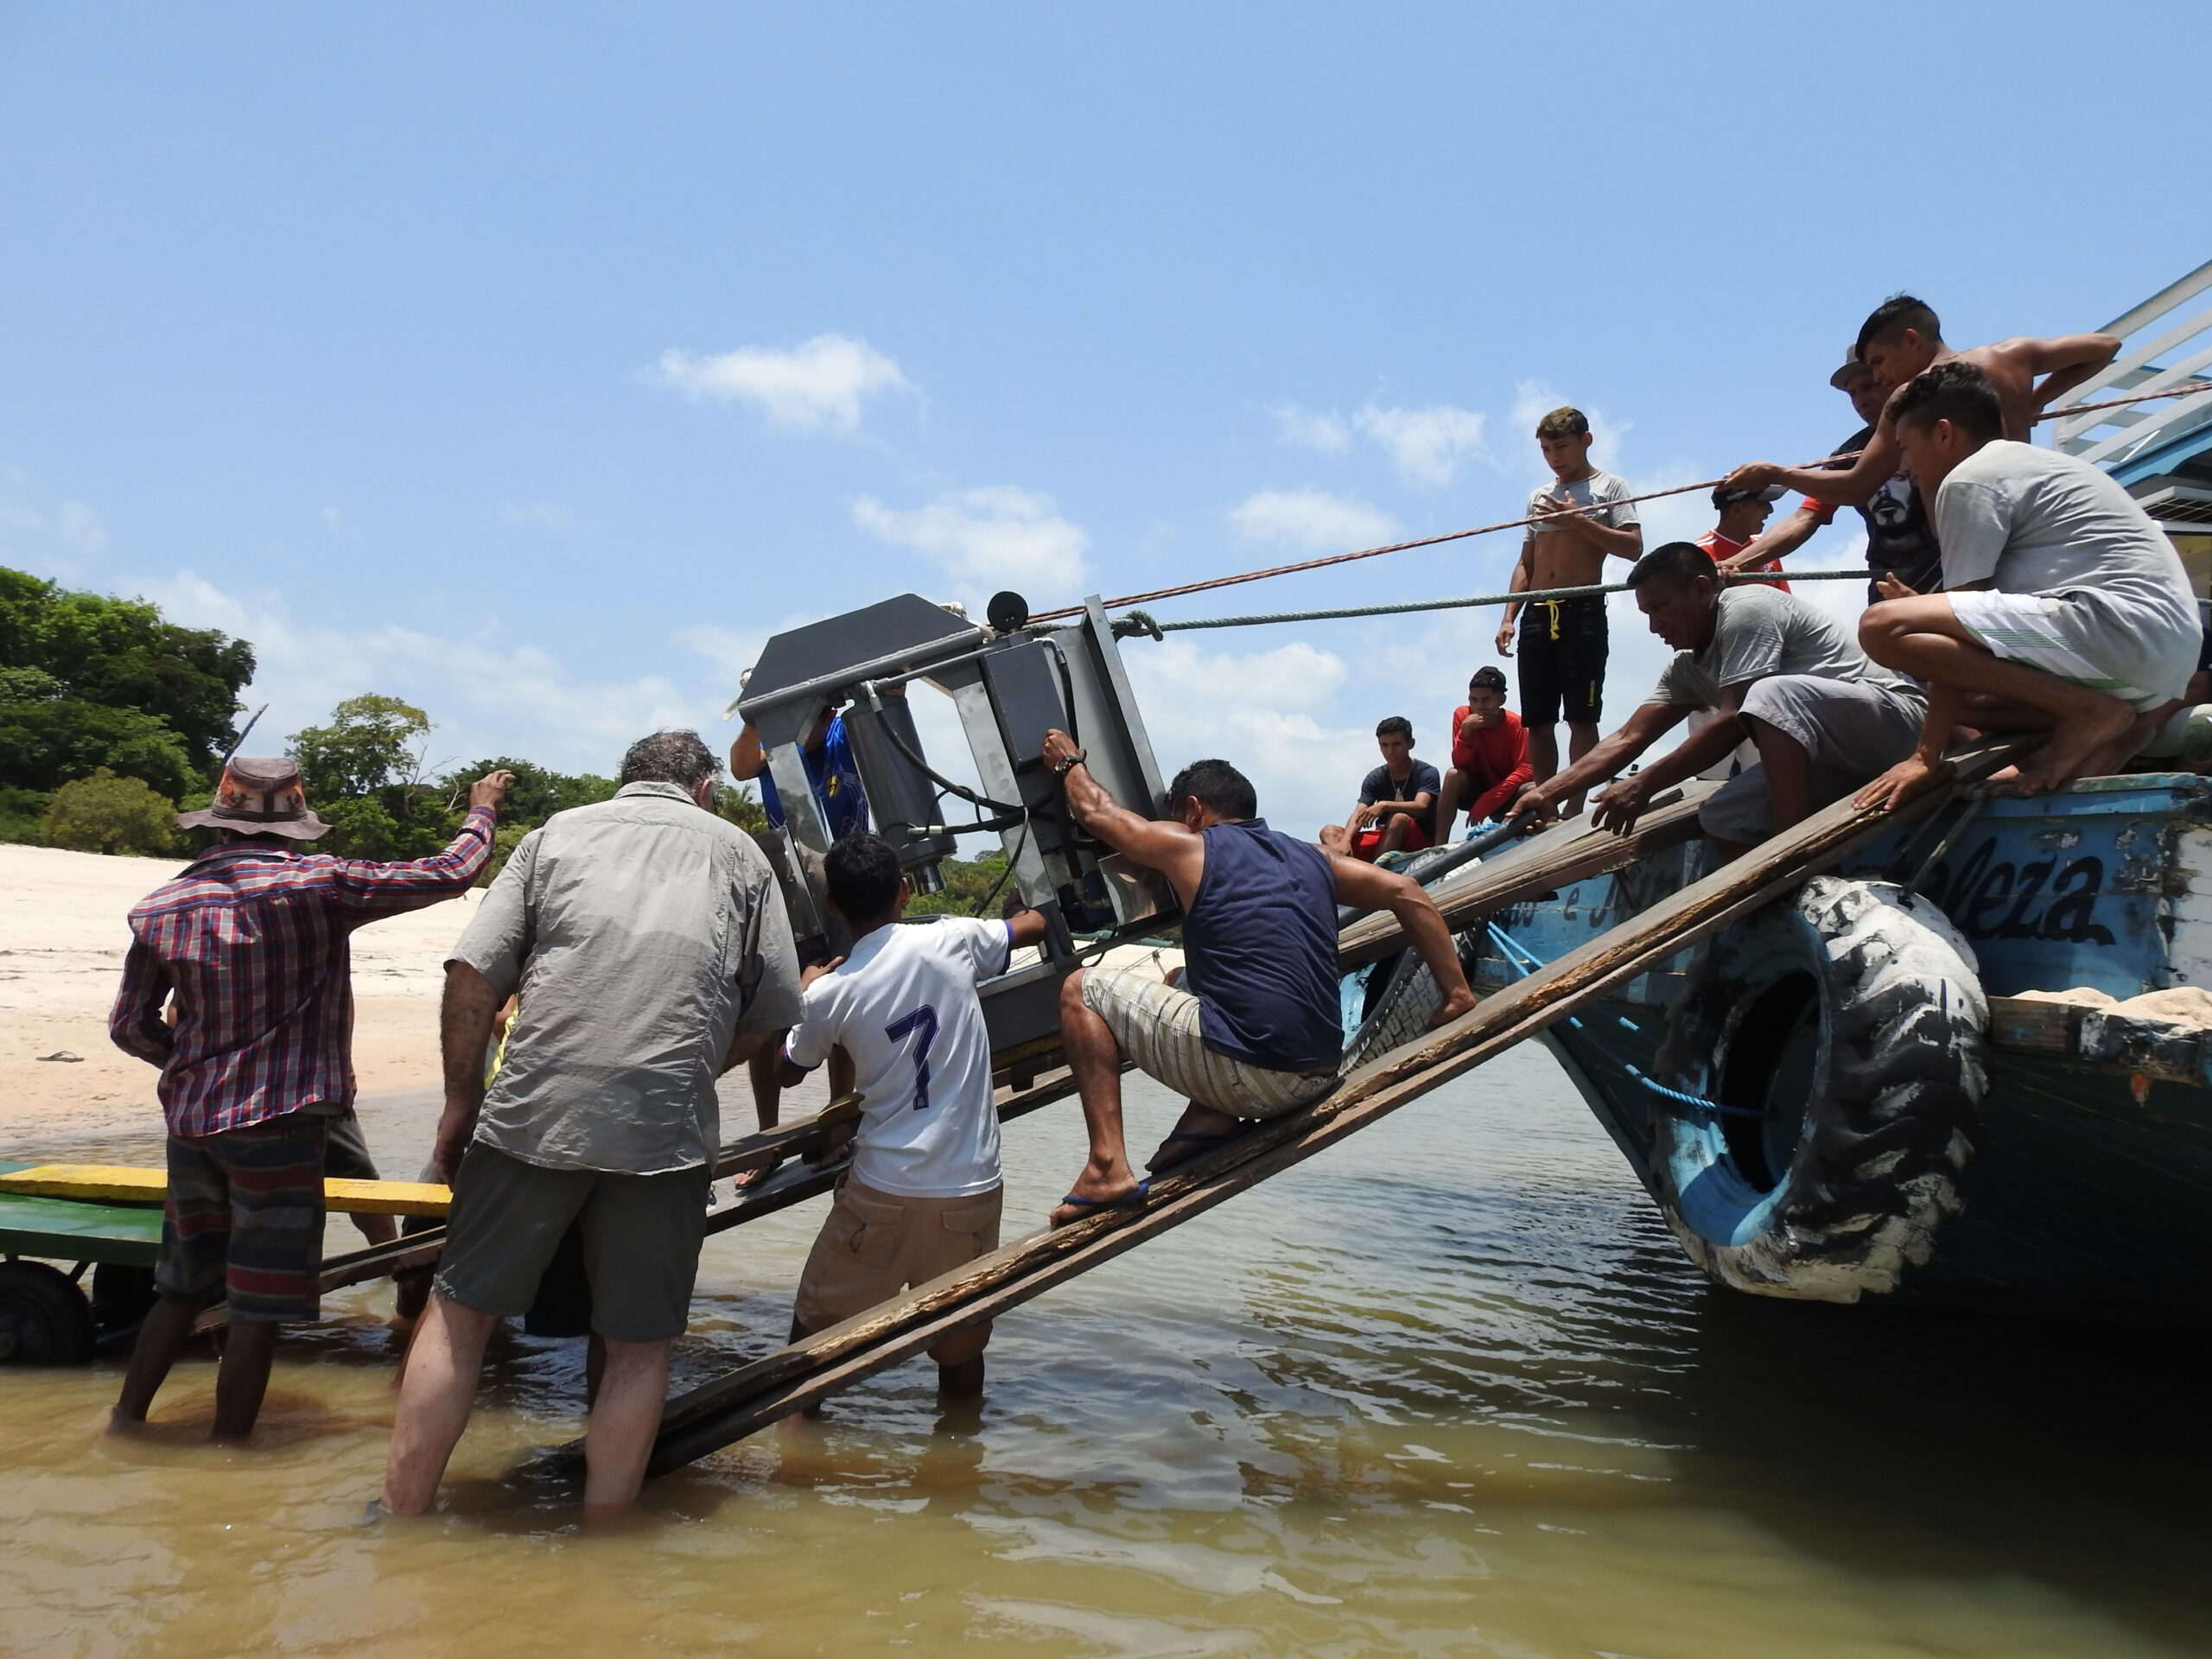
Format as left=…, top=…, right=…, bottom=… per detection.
left=0, top=843, right=479, bottom=1150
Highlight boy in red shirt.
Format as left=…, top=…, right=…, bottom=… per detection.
left=1433, top=666, right=1533, bottom=840
left=1699, top=485, right=1788, bottom=591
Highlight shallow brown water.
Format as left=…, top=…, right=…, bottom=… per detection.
left=3, top=1046, right=2209, bottom=1657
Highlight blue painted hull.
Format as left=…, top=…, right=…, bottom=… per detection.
left=1484, top=777, right=2212, bottom=1323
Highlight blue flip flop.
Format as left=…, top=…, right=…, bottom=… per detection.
left=1051, top=1182, right=1150, bottom=1228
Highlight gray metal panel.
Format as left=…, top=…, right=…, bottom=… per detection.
left=1029, top=601, right=1169, bottom=823
left=739, top=594, right=982, bottom=728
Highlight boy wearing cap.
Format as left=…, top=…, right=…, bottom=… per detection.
left=1495, top=407, right=1643, bottom=807
left=1722, top=296, right=2120, bottom=532
left=1700, top=484, right=1787, bottom=591
left=1432, top=666, right=1533, bottom=840
left=1716, top=351, right=1945, bottom=605
left=108, top=758, right=512, bottom=1440
left=780, top=834, right=1047, bottom=1402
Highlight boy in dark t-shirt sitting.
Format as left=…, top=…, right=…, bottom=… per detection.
left=1324, top=715, right=1440, bottom=861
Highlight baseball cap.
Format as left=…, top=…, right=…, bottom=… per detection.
left=1712, top=483, right=1786, bottom=511
left=1829, top=347, right=1873, bottom=391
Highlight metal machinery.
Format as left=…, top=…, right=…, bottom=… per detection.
left=735, top=590, right=1179, bottom=1064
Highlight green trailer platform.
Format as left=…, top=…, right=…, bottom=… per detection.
left=0, top=1159, right=162, bottom=1364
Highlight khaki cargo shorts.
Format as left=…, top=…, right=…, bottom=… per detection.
left=793, top=1178, right=1003, bottom=1365
left=1080, top=964, right=1340, bottom=1120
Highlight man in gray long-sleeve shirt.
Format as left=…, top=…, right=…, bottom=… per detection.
left=380, top=730, right=801, bottom=1517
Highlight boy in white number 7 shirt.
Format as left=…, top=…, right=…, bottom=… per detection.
left=779, top=833, right=1047, bottom=1399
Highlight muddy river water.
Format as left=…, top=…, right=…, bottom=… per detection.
left=3, top=1044, right=2208, bottom=1657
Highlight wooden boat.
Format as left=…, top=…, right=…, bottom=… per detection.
left=1357, top=775, right=2212, bottom=1321
left=1356, top=264, right=2212, bottom=1322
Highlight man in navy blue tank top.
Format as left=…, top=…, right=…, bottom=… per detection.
left=1039, top=731, right=1475, bottom=1227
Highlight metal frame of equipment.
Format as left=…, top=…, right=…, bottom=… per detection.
left=734, top=590, right=1179, bottom=1060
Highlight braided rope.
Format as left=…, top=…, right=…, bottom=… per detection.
left=1030, top=381, right=2212, bottom=626
left=1112, top=569, right=1873, bottom=639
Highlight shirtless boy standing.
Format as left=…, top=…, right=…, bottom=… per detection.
left=1495, top=407, right=1644, bottom=802
left=1720, top=295, right=2119, bottom=512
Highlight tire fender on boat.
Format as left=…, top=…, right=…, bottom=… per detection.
left=1651, top=876, right=1987, bottom=1304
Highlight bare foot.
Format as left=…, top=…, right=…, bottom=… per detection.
left=729, top=1154, right=781, bottom=1196
left=2073, top=709, right=2163, bottom=783
left=2012, top=702, right=2136, bottom=795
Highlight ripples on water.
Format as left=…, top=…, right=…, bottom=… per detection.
left=3, top=1045, right=2209, bottom=1656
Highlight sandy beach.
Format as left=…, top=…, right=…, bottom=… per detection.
left=0, top=842, right=478, bottom=1154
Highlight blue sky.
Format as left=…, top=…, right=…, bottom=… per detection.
left=3, top=3, right=2206, bottom=835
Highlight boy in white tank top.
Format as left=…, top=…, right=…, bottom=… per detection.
left=778, top=834, right=1046, bottom=1399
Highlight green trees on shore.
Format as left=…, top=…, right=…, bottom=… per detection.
left=1, top=563, right=765, bottom=868
left=1, top=566, right=254, bottom=838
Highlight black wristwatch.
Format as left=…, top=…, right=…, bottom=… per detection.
left=1052, top=748, right=1087, bottom=777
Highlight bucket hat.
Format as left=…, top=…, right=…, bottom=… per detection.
left=174, top=757, right=331, bottom=840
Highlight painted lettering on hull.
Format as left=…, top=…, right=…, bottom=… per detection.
left=1923, top=837, right=2114, bottom=946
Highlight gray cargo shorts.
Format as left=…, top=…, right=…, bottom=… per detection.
left=1701, top=676, right=1927, bottom=845
left=1081, top=965, right=1339, bottom=1120
left=434, top=1142, right=712, bottom=1343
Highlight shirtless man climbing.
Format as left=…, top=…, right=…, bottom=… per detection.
left=1719, top=294, right=2120, bottom=510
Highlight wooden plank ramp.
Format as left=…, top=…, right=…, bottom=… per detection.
left=183, top=1065, right=1103, bottom=1334
left=611, top=740, right=2024, bottom=1478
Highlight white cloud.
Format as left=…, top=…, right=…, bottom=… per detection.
left=645, top=334, right=913, bottom=435
left=126, top=570, right=711, bottom=777
left=673, top=624, right=775, bottom=688
left=1124, top=636, right=1367, bottom=836
left=498, top=501, right=586, bottom=535
left=0, top=474, right=109, bottom=577
left=1269, top=403, right=1351, bottom=454
left=1228, top=488, right=1399, bottom=551
left=1353, top=404, right=1488, bottom=486
left=851, top=486, right=1088, bottom=603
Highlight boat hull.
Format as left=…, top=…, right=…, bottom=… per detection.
left=1480, top=776, right=2212, bottom=1323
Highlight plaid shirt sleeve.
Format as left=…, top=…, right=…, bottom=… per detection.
left=108, top=937, right=175, bottom=1066
left=321, top=805, right=499, bottom=918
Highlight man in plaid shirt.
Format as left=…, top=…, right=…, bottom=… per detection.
left=107, top=755, right=512, bottom=1441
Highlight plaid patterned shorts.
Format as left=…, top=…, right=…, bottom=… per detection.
left=1080, top=965, right=1340, bottom=1120
left=156, top=1113, right=330, bottom=1324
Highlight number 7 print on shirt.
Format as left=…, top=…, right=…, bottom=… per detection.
left=884, top=1006, right=940, bottom=1110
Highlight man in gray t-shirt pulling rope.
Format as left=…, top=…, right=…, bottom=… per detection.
left=1856, top=360, right=2202, bottom=807
left=1514, top=542, right=1926, bottom=856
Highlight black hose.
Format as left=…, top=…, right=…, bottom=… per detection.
left=972, top=817, right=1030, bottom=918
left=885, top=811, right=1026, bottom=839
left=870, top=700, right=1027, bottom=815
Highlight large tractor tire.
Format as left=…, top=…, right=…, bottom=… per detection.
left=1341, top=936, right=1474, bottom=1071
left=1651, top=875, right=1986, bottom=1303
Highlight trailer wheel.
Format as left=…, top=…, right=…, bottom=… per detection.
left=91, top=1263, right=159, bottom=1335
left=0, top=1261, right=98, bottom=1365
left=1650, top=875, right=1986, bottom=1303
